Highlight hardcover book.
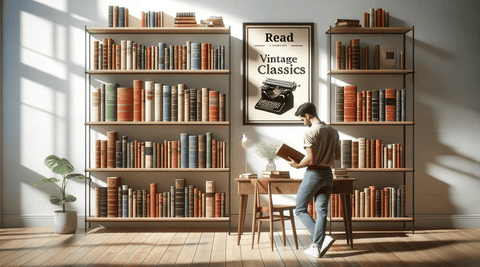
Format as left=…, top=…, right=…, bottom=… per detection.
left=380, top=46, right=396, bottom=69
left=275, top=143, right=305, bottom=163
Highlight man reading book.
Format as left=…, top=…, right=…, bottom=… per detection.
left=287, top=102, right=340, bottom=258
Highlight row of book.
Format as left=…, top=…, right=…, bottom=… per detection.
left=363, top=8, right=390, bottom=28
left=91, top=82, right=226, bottom=123
left=340, top=139, right=404, bottom=169
left=96, top=178, right=225, bottom=218
left=330, top=185, right=406, bottom=218
left=92, top=39, right=226, bottom=71
left=336, top=40, right=397, bottom=70
left=108, top=6, right=129, bottom=27
left=95, top=132, right=227, bottom=169
left=141, top=11, right=165, bottom=27
left=336, top=86, right=406, bottom=122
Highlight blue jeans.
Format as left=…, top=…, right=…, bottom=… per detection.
left=295, top=168, right=333, bottom=245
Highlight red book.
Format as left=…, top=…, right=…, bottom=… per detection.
left=352, top=141, right=358, bottom=168
left=365, top=46, right=369, bottom=69
left=198, top=190, right=202, bottom=217
left=343, top=85, right=357, bottom=122
left=158, top=194, right=163, bottom=217
left=95, top=140, right=101, bottom=168
left=336, top=41, right=341, bottom=70
left=207, top=43, right=212, bottom=70
left=164, top=140, right=168, bottom=168
left=356, top=92, right=362, bottom=121
left=201, top=43, right=208, bottom=70
left=141, top=89, right=145, bottom=122
left=194, top=188, right=198, bottom=217
left=215, top=193, right=221, bottom=217
left=376, top=139, right=382, bottom=168
left=150, top=183, right=157, bottom=217
left=117, top=87, right=133, bottom=122
left=369, top=186, right=376, bottom=217
left=362, top=91, right=366, bottom=121
left=363, top=12, right=368, bottom=28
left=366, top=90, right=372, bottom=121
left=107, top=177, right=121, bottom=217
left=209, top=90, right=219, bottom=121
left=116, top=44, right=121, bottom=70
left=155, top=193, right=159, bottom=217
left=385, top=88, right=396, bottom=121
left=133, top=80, right=142, bottom=122
left=102, top=38, right=108, bottom=70
left=384, top=187, right=389, bottom=217
left=101, top=140, right=107, bottom=168
left=172, top=141, right=178, bottom=168
left=212, top=139, right=217, bottom=168
left=370, top=138, right=375, bottom=168
left=147, top=46, right=151, bottom=70
left=376, top=8, right=383, bottom=27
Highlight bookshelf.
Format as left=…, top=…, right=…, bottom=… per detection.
left=326, top=26, right=415, bottom=232
left=84, top=26, right=231, bottom=230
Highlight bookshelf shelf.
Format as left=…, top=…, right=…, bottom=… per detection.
left=330, top=121, right=414, bottom=126
left=328, top=217, right=414, bottom=222
left=86, top=121, right=230, bottom=126
left=86, top=168, right=230, bottom=172
left=86, top=70, right=230, bottom=75
left=326, top=27, right=413, bottom=34
left=86, top=27, right=230, bottom=34
left=327, top=25, right=415, bottom=233
left=328, top=70, right=413, bottom=75
left=86, top=217, right=229, bottom=222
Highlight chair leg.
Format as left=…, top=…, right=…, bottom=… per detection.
left=251, top=211, right=257, bottom=249
left=289, top=209, right=299, bottom=250
left=257, top=219, right=262, bottom=244
left=279, top=212, right=286, bottom=246
left=269, top=210, right=274, bottom=251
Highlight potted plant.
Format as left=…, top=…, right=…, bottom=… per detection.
left=255, top=140, right=281, bottom=171
left=33, top=155, right=89, bottom=234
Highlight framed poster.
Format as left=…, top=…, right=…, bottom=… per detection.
left=243, top=22, right=314, bottom=124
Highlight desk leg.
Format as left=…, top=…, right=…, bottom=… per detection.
left=237, top=194, right=248, bottom=245
left=345, top=194, right=353, bottom=248
left=340, top=195, right=350, bottom=245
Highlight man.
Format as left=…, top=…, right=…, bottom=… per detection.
left=288, top=102, right=340, bottom=258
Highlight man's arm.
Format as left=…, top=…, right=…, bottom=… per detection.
left=288, top=147, right=314, bottom=168
left=333, top=140, right=341, bottom=161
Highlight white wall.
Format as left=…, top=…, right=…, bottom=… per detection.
left=2, top=0, right=480, bottom=229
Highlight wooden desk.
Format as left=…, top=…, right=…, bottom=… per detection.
left=236, top=177, right=356, bottom=248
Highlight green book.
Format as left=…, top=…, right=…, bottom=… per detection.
left=169, top=45, right=174, bottom=70
left=105, top=83, right=118, bottom=122
left=206, top=132, right=212, bottom=168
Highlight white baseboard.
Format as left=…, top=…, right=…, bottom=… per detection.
left=2, top=214, right=480, bottom=229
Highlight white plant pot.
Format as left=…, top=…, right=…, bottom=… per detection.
left=54, top=210, right=77, bottom=234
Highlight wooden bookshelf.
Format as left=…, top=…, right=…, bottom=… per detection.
left=343, top=168, right=414, bottom=172
left=86, top=168, right=230, bottom=172
left=86, top=121, right=230, bottom=126
left=330, top=121, right=414, bottom=126
left=86, top=27, right=230, bottom=34
left=86, top=70, right=230, bottom=75
left=86, top=217, right=229, bottom=222
left=328, top=70, right=413, bottom=75
left=328, top=217, right=414, bottom=222
left=326, top=27, right=413, bottom=34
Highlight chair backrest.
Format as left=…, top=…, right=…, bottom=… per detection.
left=252, top=179, right=274, bottom=211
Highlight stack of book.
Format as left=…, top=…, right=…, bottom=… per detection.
left=240, top=173, right=257, bottom=179
left=262, top=171, right=290, bottom=179
left=174, top=12, right=198, bottom=27
left=200, top=16, right=225, bottom=27
left=334, top=19, right=360, bottom=27
left=332, top=168, right=348, bottom=178
left=141, top=11, right=164, bottom=27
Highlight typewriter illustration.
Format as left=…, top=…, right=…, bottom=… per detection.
left=254, top=78, right=297, bottom=114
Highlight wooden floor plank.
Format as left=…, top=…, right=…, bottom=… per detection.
left=0, top=227, right=48, bottom=260
left=450, top=229, right=480, bottom=251
left=239, top=232, right=264, bottom=267
left=413, top=231, right=469, bottom=267
left=122, top=231, right=163, bottom=266
left=257, top=230, right=285, bottom=267
left=139, top=231, right=175, bottom=266
left=191, top=231, right=215, bottom=267
left=88, top=228, right=141, bottom=266
left=425, top=230, right=480, bottom=266
left=358, top=233, right=412, bottom=267
left=225, top=232, right=243, bottom=267
left=327, top=234, right=363, bottom=267
left=296, top=229, right=339, bottom=267
left=284, top=230, right=318, bottom=267
left=106, top=229, right=152, bottom=266
left=210, top=229, right=228, bottom=267
left=156, top=232, right=188, bottom=266
left=272, top=230, right=302, bottom=267
left=406, top=231, right=457, bottom=267
left=174, top=231, right=202, bottom=266
left=383, top=233, right=441, bottom=267
left=71, top=228, right=130, bottom=267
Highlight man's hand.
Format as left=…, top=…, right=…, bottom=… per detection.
left=288, top=156, right=299, bottom=168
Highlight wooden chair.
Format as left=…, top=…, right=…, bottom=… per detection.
left=251, top=179, right=299, bottom=251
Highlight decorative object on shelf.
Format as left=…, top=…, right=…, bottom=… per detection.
left=241, top=133, right=253, bottom=174
left=33, top=155, right=89, bottom=234
left=255, top=140, right=281, bottom=171
left=243, top=23, right=313, bottom=124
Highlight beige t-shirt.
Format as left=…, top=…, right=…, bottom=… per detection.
left=303, top=121, right=340, bottom=167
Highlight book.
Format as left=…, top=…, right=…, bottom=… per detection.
left=105, top=83, right=118, bottom=122
left=198, top=134, right=206, bottom=168
left=358, top=138, right=366, bottom=168
left=180, top=133, right=189, bottom=168
left=189, top=135, right=198, bottom=168
left=356, top=92, right=362, bottom=121
left=191, top=43, right=201, bottom=70
left=175, top=179, right=185, bottom=217
left=385, top=88, right=396, bottom=121
left=380, top=46, right=396, bottom=69
left=202, top=88, right=209, bottom=121
left=366, top=90, right=372, bottom=121
left=117, top=87, right=133, bottom=122
left=197, top=89, right=202, bottom=121
left=115, top=140, right=122, bottom=168
left=240, top=173, right=257, bottom=179
left=92, top=88, right=101, bottom=122
left=106, top=131, right=118, bottom=168
left=133, top=80, right=142, bottom=122
left=107, top=177, right=121, bottom=217
left=335, top=86, right=344, bottom=122
left=163, top=85, right=171, bottom=121
left=189, top=89, right=197, bottom=121
left=344, top=85, right=357, bottom=122
left=379, top=89, right=385, bottom=121
left=206, top=132, right=212, bottom=168
left=275, top=143, right=305, bottom=163
left=341, top=140, right=352, bottom=168
left=178, top=84, right=185, bottom=122
left=209, top=90, right=219, bottom=121
left=351, top=39, right=360, bottom=69
left=352, top=141, right=359, bottom=168
left=371, top=89, right=379, bottom=121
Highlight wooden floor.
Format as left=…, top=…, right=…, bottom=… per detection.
left=0, top=227, right=479, bottom=266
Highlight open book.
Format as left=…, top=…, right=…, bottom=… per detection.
left=275, top=143, right=305, bottom=163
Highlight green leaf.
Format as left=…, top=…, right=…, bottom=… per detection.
left=65, top=195, right=77, bottom=203
left=50, top=196, right=62, bottom=205
left=66, top=173, right=88, bottom=180
left=33, top=177, right=61, bottom=187
left=44, top=155, right=74, bottom=175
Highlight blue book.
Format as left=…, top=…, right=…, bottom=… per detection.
left=149, top=11, right=155, bottom=28
left=206, top=132, right=212, bottom=168
left=105, top=83, right=118, bottom=122
left=158, top=42, right=166, bottom=69
left=189, top=135, right=198, bottom=168
left=180, top=133, right=189, bottom=168
left=118, top=7, right=125, bottom=27
left=163, top=85, right=171, bottom=121
left=185, top=187, right=189, bottom=217
left=122, top=185, right=128, bottom=217
left=379, top=89, right=385, bottom=122
left=190, top=43, right=201, bottom=70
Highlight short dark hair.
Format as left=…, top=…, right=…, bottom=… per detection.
left=295, top=102, right=318, bottom=118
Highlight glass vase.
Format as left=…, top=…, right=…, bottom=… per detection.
left=266, top=158, right=276, bottom=171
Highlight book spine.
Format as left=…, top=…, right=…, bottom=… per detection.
left=175, top=178, right=185, bottom=217
left=215, top=193, right=221, bottom=217
left=144, top=81, right=154, bottom=122
left=206, top=132, right=212, bottom=168
left=163, top=85, right=171, bottom=121
left=336, top=41, right=341, bottom=70
left=352, top=39, right=360, bottom=70
left=358, top=138, right=366, bottom=168
left=209, top=91, right=219, bottom=121
left=191, top=43, right=201, bottom=70
left=189, top=135, right=198, bottom=168
left=171, top=86, right=178, bottom=121
left=145, top=141, right=153, bottom=168
left=359, top=192, right=365, bottom=217
left=91, top=88, right=101, bottom=122
left=212, top=139, right=217, bottom=168
left=341, top=140, right=352, bottom=168
left=172, top=141, right=179, bottom=168
left=121, top=185, right=128, bottom=217
left=179, top=133, right=189, bottom=168
left=370, top=8, right=375, bottom=27
left=401, top=89, right=406, bottom=121
left=201, top=88, right=210, bottom=121
left=198, top=134, right=206, bottom=168
left=385, top=88, right=396, bottom=121
left=107, top=131, right=118, bottom=168
left=194, top=188, right=198, bottom=217
left=341, top=46, right=345, bottom=70
left=189, top=89, right=197, bottom=121
left=121, top=136, right=128, bottom=168
left=375, top=45, right=380, bottom=69
left=154, top=83, right=163, bottom=121
left=184, top=187, right=189, bottom=217
left=133, top=80, right=142, bottom=122
left=201, top=43, right=208, bottom=70
left=335, top=86, right=344, bottom=122
left=352, top=141, right=358, bottom=168
left=197, top=90, right=203, bottom=122
left=178, top=84, right=185, bottom=122
left=95, top=188, right=101, bottom=217
left=356, top=92, right=362, bottom=121
left=117, top=87, right=133, bottom=122
left=343, top=85, right=357, bottom=122
left=396, top=89, right=401, bottom=121
left=184, top=89, right=190, bottom=122
left=372, top=89, right=379, bottom=121
left=107, top=177, right=121, bottom=217
left=379, top=89, right=385, bottom=121
left=366, top=90, right=372, bottom=121
left=105, top=83, right=118, bottom=122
